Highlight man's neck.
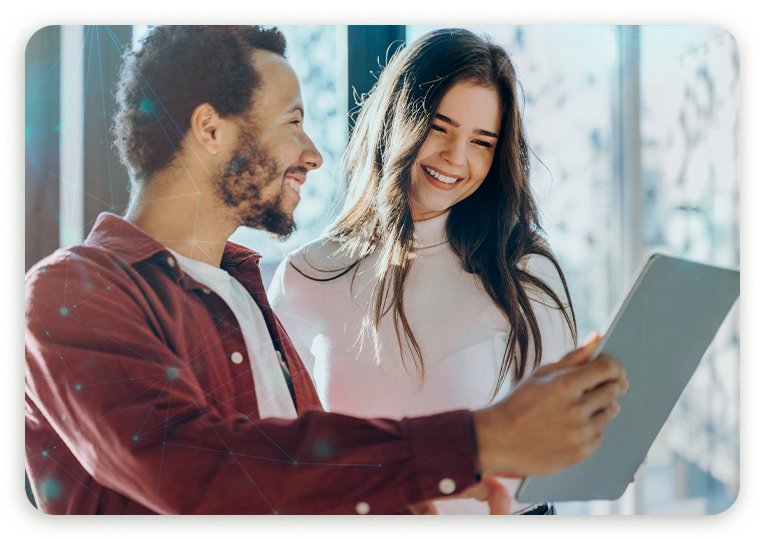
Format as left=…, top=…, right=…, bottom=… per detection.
left=124, top=169, right=237, bottom=268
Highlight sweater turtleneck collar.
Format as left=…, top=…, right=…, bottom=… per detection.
left=413, top=210, right=450, bottom=249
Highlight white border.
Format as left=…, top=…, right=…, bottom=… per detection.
left=7, top=1, right=761, bottom=538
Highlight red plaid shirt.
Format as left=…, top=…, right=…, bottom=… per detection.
left=25, top=213, right=479, bottom=514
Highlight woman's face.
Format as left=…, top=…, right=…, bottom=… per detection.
left=408, top=82, right=502, bottom=222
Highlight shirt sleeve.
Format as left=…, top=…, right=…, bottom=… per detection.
left=25, top=251, right=479, bottom=515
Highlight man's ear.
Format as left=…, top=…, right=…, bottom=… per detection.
left=189, top=103, right=227, bottom=156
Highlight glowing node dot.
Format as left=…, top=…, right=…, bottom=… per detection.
left=42, top=451, right=47, bottom=456
left=167, top=368, right=179, bottom=379
left=273, top=511, right=278, bottom=515
left=355, top=502, right=370, bottom=515
left=75, top=384, right=81, bottom=390
left=244, top=415, right=249, bottom=420
left=293, top=461, right=298, bottom=465
left=40, top=478, right=62, bottom=500
left=107, top=286, right=111, bottom=290
left=133, top=436, right=138, bottom=441
left=110, top=206, right=115, bottom=210
left=40, top=267, right=46, bottom=273
left=60, top=308, right=68, bottom=315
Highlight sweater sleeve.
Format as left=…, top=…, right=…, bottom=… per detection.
left=483, top=254, right=576, bottom=514
left=522, top=253, right=577, bottom=369
left=267, top=255, right=322, bottom=382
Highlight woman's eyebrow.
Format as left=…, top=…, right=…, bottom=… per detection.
left=434, top=113, right=498, bottom=139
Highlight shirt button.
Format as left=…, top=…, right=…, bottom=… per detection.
left=230, top=352, right=244, bottom=365
left=355, top=502, right=370, bottom=515
left=167, top=256, right=176, bottom=268
left=438, top=478, right=456, bottom=495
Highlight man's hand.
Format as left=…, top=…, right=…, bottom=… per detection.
left=409, top=476, right=513, bottom=515
left=473, top=333, right=629, bottom=477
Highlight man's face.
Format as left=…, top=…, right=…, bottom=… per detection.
left=214, top=51, right=322, bottom=238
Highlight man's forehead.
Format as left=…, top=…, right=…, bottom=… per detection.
left=249, top=50, right=303, bottom=112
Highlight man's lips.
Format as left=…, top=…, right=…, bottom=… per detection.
left=285, top=176, right=302, bottom=198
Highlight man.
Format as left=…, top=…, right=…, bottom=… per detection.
left=25, top=26, right=628, bottom=515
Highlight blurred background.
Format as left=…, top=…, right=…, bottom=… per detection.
left=25, top=25, right=739, bottom=514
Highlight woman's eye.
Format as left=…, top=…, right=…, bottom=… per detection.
left=431, top=125, right=446, bottom=133
left=473, top=139, right=493, bottom=148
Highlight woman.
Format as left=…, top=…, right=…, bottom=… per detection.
left=268, top=28, right=576, bottom=514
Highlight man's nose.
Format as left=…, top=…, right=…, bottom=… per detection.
left=300, top=132, right=323, bottom=171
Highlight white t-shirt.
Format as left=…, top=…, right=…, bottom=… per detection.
left=267, top=212, right=575, bottom=514
left=171, top=251, right=297, bottom=421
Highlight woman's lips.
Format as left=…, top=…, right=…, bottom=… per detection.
left=421, top=164, right=462, bottom=191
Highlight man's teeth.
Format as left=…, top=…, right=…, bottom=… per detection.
left=285, top=178, right=301, bottom=195
left=423, top=166, right=459, bottom=184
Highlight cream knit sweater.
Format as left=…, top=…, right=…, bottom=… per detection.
left=268, top=211, right=575, bottom=514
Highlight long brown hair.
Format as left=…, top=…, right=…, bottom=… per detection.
left=309, top=29, right=576, bottom=398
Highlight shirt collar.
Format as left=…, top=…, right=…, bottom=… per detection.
left=85, top=212, right=262, bottom=271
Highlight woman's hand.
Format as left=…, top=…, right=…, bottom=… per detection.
left=631, top=455, right=648, bottom=483
left=408, top=475, right=513, bottom=515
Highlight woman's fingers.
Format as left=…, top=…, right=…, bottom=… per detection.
left=481, top=476, right=513, bottom=515
left=409, top=502, right=439, bottom=515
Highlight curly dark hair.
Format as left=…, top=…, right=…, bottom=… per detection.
left=111, top=25, right=287, bottom=182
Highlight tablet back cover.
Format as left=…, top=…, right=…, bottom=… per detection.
left=516, top=254, right=740, bottom=503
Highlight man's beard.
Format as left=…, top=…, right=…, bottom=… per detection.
left=214, top=127, right=300, bottom=239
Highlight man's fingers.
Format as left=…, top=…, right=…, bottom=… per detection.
left=559, top=355, right=627, bottom=397
left=580, top=379, right=628, bottom=417
left=589, top=402, right=620, bottom=435
left=533, top=333, right=601, bottom=378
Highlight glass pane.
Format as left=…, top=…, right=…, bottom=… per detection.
left=640, top=25, right=740, bottom=515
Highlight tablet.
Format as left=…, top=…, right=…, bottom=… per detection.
left=515, top=253, right=740, bottom=503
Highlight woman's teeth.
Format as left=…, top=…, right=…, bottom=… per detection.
left=423, top=166, right=459, bottom=184
left=285, top=178, right=301, bottom=194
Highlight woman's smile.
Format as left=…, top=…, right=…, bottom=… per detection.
left=409, top=82, right=502, bottom=221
